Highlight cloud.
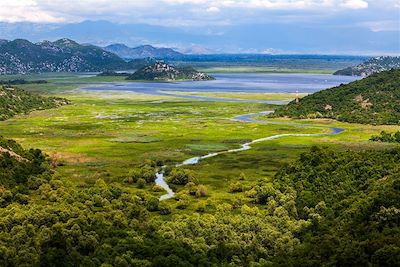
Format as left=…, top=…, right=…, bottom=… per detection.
left=206, top=6, right=220, bottom=13
left=0, top=1, right=64, bottom=23
left=0, top=0, right=398, bottom=32
left=360, top=20, right=400, bottom=32
left=164, top=0, right=371, bottom=10
left=340, top=0, right=368, bottom=9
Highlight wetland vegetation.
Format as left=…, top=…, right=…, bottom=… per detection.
left=0, top=71, right=399, bottom=266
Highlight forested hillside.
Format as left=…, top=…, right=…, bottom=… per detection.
left=0, top=85, right=68, bottom=120
left=271, top=69, right=400, bottom=124
left=0, top=136, right=50, bottom=201
left=274, top=146, right=400, bottom=266
left=0, top=138, right=398, bottom=266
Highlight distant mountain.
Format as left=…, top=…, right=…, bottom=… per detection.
left=0, top=20, right=398, bottom=55
left=104, top=44, right=183, bottom=59
left=0, top=38, right=133, bottom=74
left=271, top=69, right=400, bottom=125
left=334, top=56, right=400, bottom=76
left=127, top=62, right=214, bottom=81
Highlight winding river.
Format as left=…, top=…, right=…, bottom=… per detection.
left=155, top=111, right=345, bottom=200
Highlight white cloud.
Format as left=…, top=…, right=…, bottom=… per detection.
left=206, top=6, right=220, bottom=13
left=0, top=1, right=64, bottom=23
left=0, top=0, right=397, bottom=27
left=163, top=0, right=371, bottom=10
left=340, top=0, right=368, bottom=9
left=360, top=20, right=400, bottom=31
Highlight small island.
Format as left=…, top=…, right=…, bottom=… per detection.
left=126, top=62, right=215, bottom=81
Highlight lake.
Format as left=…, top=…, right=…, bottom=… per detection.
left=82, top=73, right=359, bottom=100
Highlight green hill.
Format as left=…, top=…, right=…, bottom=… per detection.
left=0, top=85, right=68, bottom=120
left=126, top=62, right=214, bottom=81
left=271, top=69, right=400, bottom=124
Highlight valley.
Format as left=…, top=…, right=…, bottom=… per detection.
left=0, top=69, right=399, bottom=266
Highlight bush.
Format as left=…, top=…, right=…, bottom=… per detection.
left=229, top=182, right=243, bottom=193
left=195, top=202, right=206, bottom=212
left=159, top=203, right=171, bottom=215
left=166, top=168, right=198, bottom=185
left=137, top=178, right=146, bottom=189
left=196, top=185, right=207, bottom=197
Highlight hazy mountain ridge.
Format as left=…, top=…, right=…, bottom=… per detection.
left=334, top=56, right=400, bottom=76
left=104, top=44, right=183, bottom=59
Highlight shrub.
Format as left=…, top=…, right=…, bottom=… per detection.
left=166, top=168, right=197, bottom=185
left=159, top=203, right=171, bottom=215
left=196, top=185, right=207, bottom=197
left=229, top=182, right=243, bottom=193
left=137, top=178, right=146, bottom=189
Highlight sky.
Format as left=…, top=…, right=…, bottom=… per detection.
left=0, top=0, right=399, bottom=54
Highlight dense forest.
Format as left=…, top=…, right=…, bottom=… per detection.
left=370, top=131, right=400, bottom=143
left=0, top=85, right=68, bottom=120
left=271, top=69, right=400, bottom=124
left=0, top=135, right=398, bottom=266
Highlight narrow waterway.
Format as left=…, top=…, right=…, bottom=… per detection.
left=156, top=111, right=345, bottom=200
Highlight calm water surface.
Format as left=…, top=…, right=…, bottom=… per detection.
left=82, top=73, right=359, bottom=98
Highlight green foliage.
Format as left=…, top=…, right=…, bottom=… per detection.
left=0, top=136, right=399, bottom=266
left=166, top=168, right=198, bottom=185
left=0, top=136, right=50, bottom=203
left=128, top=164, right=156, bottom=184
left=0, top=86, right=68, bottom=120
left=370, top=130, right=400, bottom=143
left=272, top=69, right=400, bottom=124
left=274, top=146, right=400, bottom=266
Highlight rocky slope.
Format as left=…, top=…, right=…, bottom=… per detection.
left=334, top=56, right=400, bottom=76
left=126, top=62, right=214, bottom=81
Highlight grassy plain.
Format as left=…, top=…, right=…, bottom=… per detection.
left=161, top=91, right=308, bottom=101
left=1, top=74, right=399, bottom=209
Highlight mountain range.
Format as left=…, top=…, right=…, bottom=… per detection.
left=0, top=38, right=161, bottom=74
left=104, top=44, right=182, bottom=59
left=0, top=20, right=398, bottom=55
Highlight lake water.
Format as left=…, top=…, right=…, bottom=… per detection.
left=82, top=73, right=359, bottom=101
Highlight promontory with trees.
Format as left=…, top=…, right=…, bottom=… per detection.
left=271, top=69, right=400, bottom=124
